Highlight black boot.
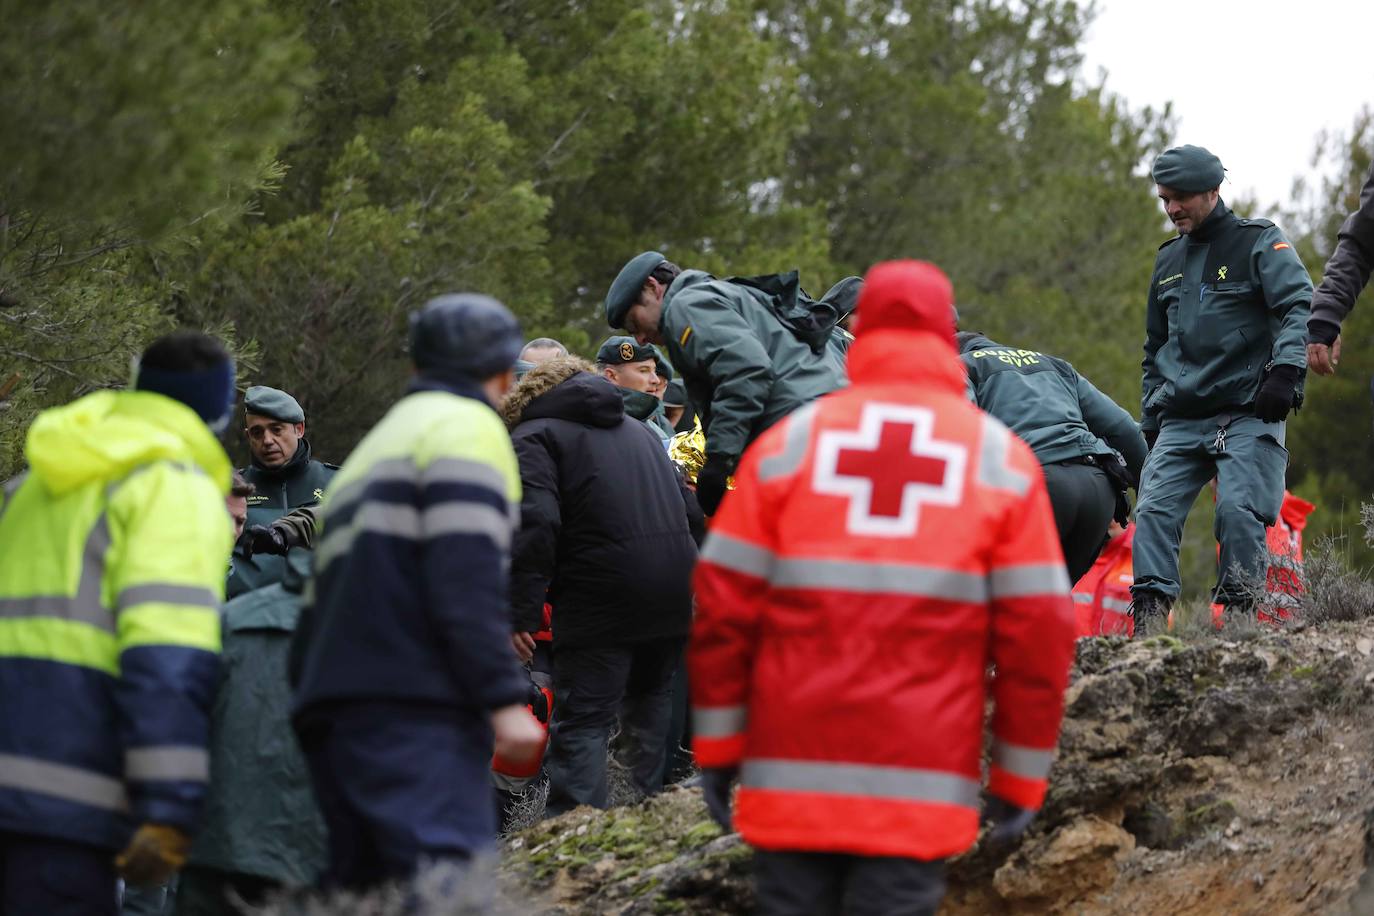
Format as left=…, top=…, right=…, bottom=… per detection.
left=1128, top=590, right=1173, bottom=637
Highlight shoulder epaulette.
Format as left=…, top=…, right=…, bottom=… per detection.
left=1236, top=217, right=1276, bottom=230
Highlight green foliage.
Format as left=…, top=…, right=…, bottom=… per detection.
left=183, top=0, right=839, bottom=457
left=0, top=0, right=311, bottom=477
left=1, top=0, right=312, bottom=234
left=9, top=0, right=1315, bottom=614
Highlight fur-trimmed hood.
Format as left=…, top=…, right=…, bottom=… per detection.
left=500, top=356, right=624, bottom=430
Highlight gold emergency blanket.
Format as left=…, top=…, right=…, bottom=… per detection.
left=668, top=417, right=734, bottom=489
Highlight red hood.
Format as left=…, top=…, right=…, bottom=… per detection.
left=847, top=329, right=966, bottom=394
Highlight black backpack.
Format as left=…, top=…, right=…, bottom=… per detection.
left=728, top=271, right=863, bottom=354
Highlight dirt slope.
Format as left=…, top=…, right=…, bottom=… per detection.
left=501, top=620, right=1374, bottom=915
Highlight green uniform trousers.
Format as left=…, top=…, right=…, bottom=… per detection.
left=1132, top=413, right=1288, bottom=605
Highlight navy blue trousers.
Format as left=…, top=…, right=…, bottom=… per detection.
left=297, top=702, right=495, bottom=891
left=0, top=831, right=118, bottom=916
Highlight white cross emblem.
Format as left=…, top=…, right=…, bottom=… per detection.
left=813, top=403, right=966, bottom=537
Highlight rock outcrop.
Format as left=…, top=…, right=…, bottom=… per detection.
left=501, top=621, right=1374, bottom=915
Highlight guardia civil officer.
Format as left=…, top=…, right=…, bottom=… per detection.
left=596, top=336, right=671, bottom=442
left=230, top=387, right=336, bottom=598
left=960, top=333, right=1147, bottom=582
left=1307, top=159, right=1374, bottom=376
left=1133, top=145, right=1312, bottom=624
left=605, top=253, right=848, bottom=514
left=289, top=294, right=544, bottom=891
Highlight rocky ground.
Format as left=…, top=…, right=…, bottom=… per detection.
left=499, top=618, right=1374, bottom=915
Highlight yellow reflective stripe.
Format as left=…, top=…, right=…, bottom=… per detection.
left=0, top=618, right=118, bottom=674
left=118, top=604, right=221, bottom=653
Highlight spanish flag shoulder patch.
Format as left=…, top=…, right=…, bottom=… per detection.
left=679, top=326, right=693, bottom=346
left=1273, top=242, right=1291, bottom=251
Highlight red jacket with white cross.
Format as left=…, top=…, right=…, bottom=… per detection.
left=690, top=327, right=1077, bottom=861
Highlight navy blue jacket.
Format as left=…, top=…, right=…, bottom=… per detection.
left=289, top=379, right=528, bottom=719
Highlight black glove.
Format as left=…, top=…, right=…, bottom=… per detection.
left=981, top=795, right=1036, bottom=846
left=243, top=524, right=289, bottom=560
left=701, top=766, right=738, bottom=832
left=527, top=684, right=550, bottom=725
left=695, top=455, right=734, bottom=517
left=1254, top=363, right=1299, bottom=423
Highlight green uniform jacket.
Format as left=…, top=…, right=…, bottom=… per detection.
left=228, top=440, right=336, bottom=598
left=188, top=559, right=325, bottom=885
left=660, top=270, right=847, bottom=463
left=961, top=335, right=1148, bottom=482
left=1142, top=201, right=1312, bottom=432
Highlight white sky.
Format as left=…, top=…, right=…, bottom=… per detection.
left=1080, top=0, right=1374, bottom=210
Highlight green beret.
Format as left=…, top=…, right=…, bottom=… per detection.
left=663, top=379, right=686, bottom=407
left=652, top=347, right=673, bottom=381
left=1152, top=145, right=1224, bottom=192
left=244, top=386, right=304, bottom=423
left=605, top=251, right=665, bottom=329
left=597, top=336, right=657, bottom=366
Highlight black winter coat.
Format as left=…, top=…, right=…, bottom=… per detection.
left=507, top=370, right=699, bottom=648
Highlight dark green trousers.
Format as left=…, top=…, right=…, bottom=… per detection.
left=1132, top=413, right=1287, bottom=604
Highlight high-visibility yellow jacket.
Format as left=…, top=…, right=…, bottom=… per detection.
left=0, top=390, right=233, bottom=850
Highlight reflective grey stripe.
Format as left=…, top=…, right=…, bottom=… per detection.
left=329, top=456, right=508, bottom=518
left=126, top=746, right=210, bottom=782
left=421, top=456, right=510, bottom=495
left=1071, top=592, right=1093, bottom=604
left=700, top=532, right=775, bottom=579
left=324, top=458, right=416, bottom=516
left=978, top=417, right=1030, bottom=496
left=117, top=584, right=219, bottom=612
left=772, top=559, right=988, bottom=602
left=0, top=515, right=113, bottom=631
left=318, top=499, right=512, bottom=573
left=0, top=752, right=129, bottom=811
left=991, top=741, right=1054, bottom=781
left=758, top=403, right=818, bottom=482
left=1102, top=596, right=1132, bottom=613
left=424, top=502, right=513, bottom=546
left=693, top=706, right=747, bottom=739
left=742, top=759, right=980, bottom=806
left=990, top=563, right=1070, bottom=598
